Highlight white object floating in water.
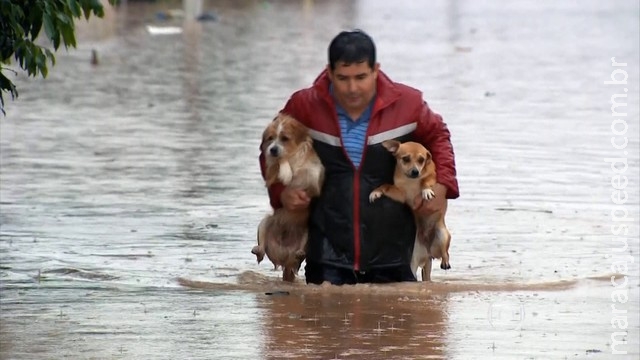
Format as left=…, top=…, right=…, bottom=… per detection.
left=146, top=25, right=183, bottom=35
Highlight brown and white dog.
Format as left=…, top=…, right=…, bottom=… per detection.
left=369, top=140, right=451, bottom=281
left=252, top=113, right=325, bottom=282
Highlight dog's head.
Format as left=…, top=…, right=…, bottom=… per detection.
left=382, top=140, right=432, bottom=179
left=261, top=113, right=311, bottom=159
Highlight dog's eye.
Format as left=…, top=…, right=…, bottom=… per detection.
left=267, top=136, right=275, bottom=141
left=417, top=157, right=425, bottom=165
left=401, top=156, right=411, bottom=163
left=281, top=136, right=290, bottom=142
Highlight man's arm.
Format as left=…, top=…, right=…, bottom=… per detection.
left=414, top=101, right=459, bottom=199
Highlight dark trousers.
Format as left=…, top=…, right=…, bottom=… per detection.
left=305, top=261, right=416, bottom=285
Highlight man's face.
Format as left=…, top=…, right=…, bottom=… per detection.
left=328, top=61, right=379, bottom=114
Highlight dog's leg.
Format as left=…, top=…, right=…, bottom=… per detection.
left=294, top=166, right=324, bottom=198
left=411, top=229, right=433, bottom=282
left=278, top=160, right=293, bottom=185
left=410, top=235, right=422, bottom=280
left=282, top=267, right=296, bottom=282
left=252, top=216, right=268, bottom=263
left=295, top=230, right=308, bottom=261
left=421, top=257, right=433, bottom=282
left=305, top=163, right=325, bottom=198
left=433, top=225, right=452, bottom=270
left=369, top=185, right=386, bottom=202
left=420, top=171, right=438, bottom=201
left=369, top=184, right=406, bottom=204
left=265, top=161, right=280, bottom=187
left=422, top=188, right=436, bottom=201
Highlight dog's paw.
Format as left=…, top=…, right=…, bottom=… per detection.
left=278, top=163, right=293, bottom=185
left=251, top=245, right=265, bottom=264
left=422, top=188, right=436, bottom=201
left=369, top=190, right=383, bottom=203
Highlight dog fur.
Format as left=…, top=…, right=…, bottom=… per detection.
left=369, top=140, right=451, bottom=281
left=252, top=113, right=324, bottom=282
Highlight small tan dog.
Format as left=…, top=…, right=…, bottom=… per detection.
left=252, top=113, right=324, bottom=282
left=369, top=140, right=451, bottom=281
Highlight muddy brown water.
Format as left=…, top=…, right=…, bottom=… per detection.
left=1, top=0, right=639, bottom=359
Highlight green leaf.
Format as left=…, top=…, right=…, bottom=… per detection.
left=0, top=66, right=19, bottom=115
left=91, top=0, right=105, bottom=17
left=44, top=49, right=56, bottom=66
left=56, top=12, right=72, bottom=25
left=13, top=40, right=25, bottom=66
left=30, top=11, right=43, bottom=41
left=24, top=44, right=36, bottom=76
left=37, top=54, right=48, bottom=78
left=79, top=0, right=104, bottom=19
left=60, top=24, right=77, bottom=49
left=42, top=13, right=56, bottom=43
left=80, top=0, right=92, bottom=20
left=0, top=0, right=113, bottom=114
left=68, top=0, right=82, bottom=17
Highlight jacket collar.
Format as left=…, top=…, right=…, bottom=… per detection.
left=312, top=69, right=402, bottom=114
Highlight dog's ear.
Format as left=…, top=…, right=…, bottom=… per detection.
left=425, top=150, right=432, bottom=163
left=381, top=140, right=401, bottom=154
left=260, top=127, right=271, bottom=153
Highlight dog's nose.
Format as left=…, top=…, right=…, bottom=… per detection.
left=269, top=147, right=279, bottom=157
left=409, top=168, right=420, bottom=178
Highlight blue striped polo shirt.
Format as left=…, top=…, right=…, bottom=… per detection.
left=332, top=88, right=375, bottom=168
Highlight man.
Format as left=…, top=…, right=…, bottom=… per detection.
left=259, top=30, right=459, bottom=285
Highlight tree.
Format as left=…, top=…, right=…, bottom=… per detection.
left=0, top=0, right=118, bottom=115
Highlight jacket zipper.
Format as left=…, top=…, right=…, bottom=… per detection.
left=352, top=171, right=361, bottom=271
left=322, top=92, right=383, bottom=272
left=353, top=100, right=382, bottom=272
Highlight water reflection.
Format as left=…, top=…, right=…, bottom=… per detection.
left=258, top=292, right=446, bottom=359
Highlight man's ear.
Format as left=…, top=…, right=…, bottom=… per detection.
left=381, top=140, right=401, bottom=154
left=373, top=62, right=380, bottom=80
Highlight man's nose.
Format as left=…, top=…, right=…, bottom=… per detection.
left=347, top=79, right=357, bottom=92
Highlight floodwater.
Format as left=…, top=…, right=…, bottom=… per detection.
left=1, top=0, right=639, bottom=359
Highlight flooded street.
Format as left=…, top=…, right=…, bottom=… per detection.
left=1, top=0, right=639, bottom=359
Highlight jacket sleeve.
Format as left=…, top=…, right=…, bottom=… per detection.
left=414, top=101, right=460, bottom=199
left=258, top=94, right=303, bottom=209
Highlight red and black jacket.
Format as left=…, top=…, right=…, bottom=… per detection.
left=260, top=70, right=459, bottom=272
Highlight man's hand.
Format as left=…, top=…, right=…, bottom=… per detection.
left=280, top=187, right=311, bottom=211
left=412, top=183, right=448, bottom=215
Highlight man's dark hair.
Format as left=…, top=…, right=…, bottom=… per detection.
left=328, top=30, right=376, bottom=71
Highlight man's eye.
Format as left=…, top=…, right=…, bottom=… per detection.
left=401, top=156, right=411, bottom=163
